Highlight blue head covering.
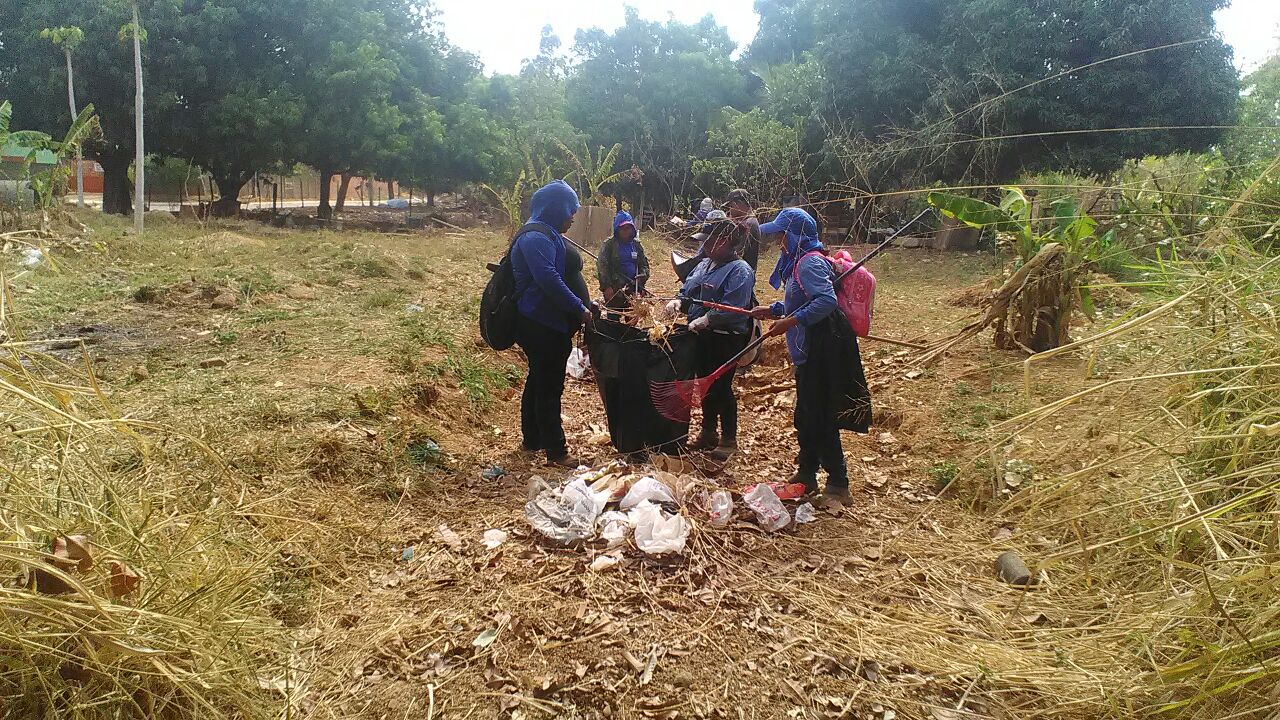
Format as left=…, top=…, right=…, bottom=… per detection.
left=612, top=210, right=636, bottom=237
left=761, top=207, right=823, bottom=289
left=529, top=179, right=580, bottom=231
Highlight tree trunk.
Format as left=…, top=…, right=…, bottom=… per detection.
left=131, top=1, right=145, bottom=234
left=211, top=173, right=247, bottom=217
left=335, top=173, right=353, bottom=211
left=427, top=192, right=436, bottom=207
left=65, top=50, right=85, bottom=208
left=387, top=180, right=395, bottom=200
left=100, top=151, right=133, bottom=216
left=318, top=169, right=334, bottom=219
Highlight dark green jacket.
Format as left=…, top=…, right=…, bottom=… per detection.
left=596, top=235, right=651, bottom=294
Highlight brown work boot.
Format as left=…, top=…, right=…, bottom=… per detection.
left=710, top=439, right=737, bottom=462
left=820, top=486, right=853, bottom=514
left=547, top=453, right=584, bottom=469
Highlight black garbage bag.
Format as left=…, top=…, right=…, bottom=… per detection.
left=586, top=319, right=696, bottom=454
left=806, top=310, right=873, bottom=433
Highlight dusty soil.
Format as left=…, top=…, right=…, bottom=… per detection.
left=3, top=213, right=1141, bottom=719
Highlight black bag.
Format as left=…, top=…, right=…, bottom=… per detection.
left=479, top=222, right=555, bottom=351
left=807, top=310, right=873, bottom=433
left=586, top=319, right=697, bottom=454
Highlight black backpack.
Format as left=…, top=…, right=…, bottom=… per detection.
left=479, top=222, right=555, bottom=351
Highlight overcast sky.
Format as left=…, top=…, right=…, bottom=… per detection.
left=432, top=0, right=1280, bottom=76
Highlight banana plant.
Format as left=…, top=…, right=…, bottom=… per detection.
left=27, top=106, right=102, bottom=217
left=555, top=139, right=625, bottom=206
left=929, top=187, right=1108, bottom=319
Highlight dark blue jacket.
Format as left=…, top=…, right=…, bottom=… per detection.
left=682, top=258, right=754, bottom=334
left=511, top=181, right=586, bottom=333
left=762, top=208, right=837, bottom=365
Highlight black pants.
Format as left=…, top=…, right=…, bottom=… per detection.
left=696, top=331, right=747, bottom=443
left=516, top=321, right=573, bottom=458
left=795, top=353, right=849, bottom=490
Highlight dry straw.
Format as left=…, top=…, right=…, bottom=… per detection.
left=0, top=276, right=294, bottom=718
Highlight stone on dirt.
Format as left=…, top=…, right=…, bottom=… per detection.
left=210, top=292, right=238, bottom=309
left=199, top=357, right=228, bottom=369
left=284, top=285, right=317, bottom=301
left=996, top=550, right=1035, bottom=586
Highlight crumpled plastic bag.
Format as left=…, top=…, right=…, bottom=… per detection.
left=620, top=476, right=675, bottom=510
left=524, top=478, right=610, bottom=544
left=629, top=501, right=689, bottom=555
left=707, top=490, right=733, bottom=527
left=599, top=511, right=630, bottom=549
left=566, top=347, right=590, bottom=380
left=744, top=483, right=791, bottom=532
left=794, top=502, right=817, bottom=524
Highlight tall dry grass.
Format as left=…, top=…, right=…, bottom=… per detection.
left=989, top=237, right=1279, bottom=716
left=0, top=276, right=293, bottom=718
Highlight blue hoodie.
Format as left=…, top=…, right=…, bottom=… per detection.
left=761, top=208, right=838, bottom=365
left=511, top=180, right=586, bottom=333
left=612, top=211, right=639, bottom=280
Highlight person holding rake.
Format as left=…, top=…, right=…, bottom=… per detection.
left=750, top=207, right=866, bottom=510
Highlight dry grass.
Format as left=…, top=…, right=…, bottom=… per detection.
left=0, top=276, right=295, bottom=718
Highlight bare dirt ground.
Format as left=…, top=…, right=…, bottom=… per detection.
left=5, top=211, right=1139, bottom=719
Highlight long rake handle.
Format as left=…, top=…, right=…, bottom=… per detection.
left=674, top=210, right=937, bottom=386
left=833, top=209, right=932, bottom=285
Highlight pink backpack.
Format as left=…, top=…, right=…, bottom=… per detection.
left=794, top=250, right=876, bottom=338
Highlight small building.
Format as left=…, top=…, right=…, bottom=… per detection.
left=0, top=141, right=58, bottom=207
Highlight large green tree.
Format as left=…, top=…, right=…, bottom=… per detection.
left=751, top=0, right=1240, bottom=187
left=156, top=0, right=308, bottom=215
left=1, top=0, right=183, bottom=215
left=566, top=10, right=750, bottom=210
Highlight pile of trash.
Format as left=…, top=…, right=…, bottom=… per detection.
left=523, top=462, right=818, bottom=565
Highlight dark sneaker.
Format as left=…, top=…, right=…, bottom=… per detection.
left=711, top=440, right=742, bottom=461
left=687, top=433, right=720, bottom=452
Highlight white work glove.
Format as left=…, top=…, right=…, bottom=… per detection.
left=689, top=315, right=711, bottom=332
left=664, top=299, right=682, bottom=318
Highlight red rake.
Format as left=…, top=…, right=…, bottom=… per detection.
left=650, top=335, right=764, bottom=423
left=650, top=209, right=932, bottom=424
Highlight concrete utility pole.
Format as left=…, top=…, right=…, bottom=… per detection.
left=130, top=1, right=145, bottom=234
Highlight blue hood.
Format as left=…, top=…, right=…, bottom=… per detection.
left=529, top=180, right=580, bottom=231
left=612, top=210, right=636, bottom=235
left=763, top=208, right=823, bottom=289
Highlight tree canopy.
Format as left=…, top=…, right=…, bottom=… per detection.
left=0, top=0, right=1251, bottom=216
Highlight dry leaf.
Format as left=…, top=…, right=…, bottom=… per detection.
left=53, top=534, right=94, bottom=572
left=107, top=560, right=141, bottom=598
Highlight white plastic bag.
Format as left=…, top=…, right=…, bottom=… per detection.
left=566, top=347, right=590, bottom=380
left=620, top=476, right=675, bottom=510
left=794, top=503, right=817, bottom=524
left=707, top=490, right=733, bottom=527
left=744, top=483, right=791, bottom=532
left=629, top=501, right=689, bottom=555
left=599, top=511, right=630, bottom=549
left=482, top=529, right=509, bottom=549
left=525, top=479, right=609, bottom=544
left=563, top=478, right=609, bottom=520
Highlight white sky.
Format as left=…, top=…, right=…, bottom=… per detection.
left=432, top=0, right=1280, bottom=76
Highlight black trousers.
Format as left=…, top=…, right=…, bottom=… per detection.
left=794, top=351, right=849, bottom=489
left=696, top=331, right=747, bottom=443
left=516, top=320, right=573, bottom=458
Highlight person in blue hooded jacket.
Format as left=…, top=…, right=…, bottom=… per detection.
left=596, top=211, right=650, bottom=309
left=510, top=180, right=592, bottom=467
left=668, top=219, right=754, bottom=456
left=751, top=207, right=856, bottom=509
